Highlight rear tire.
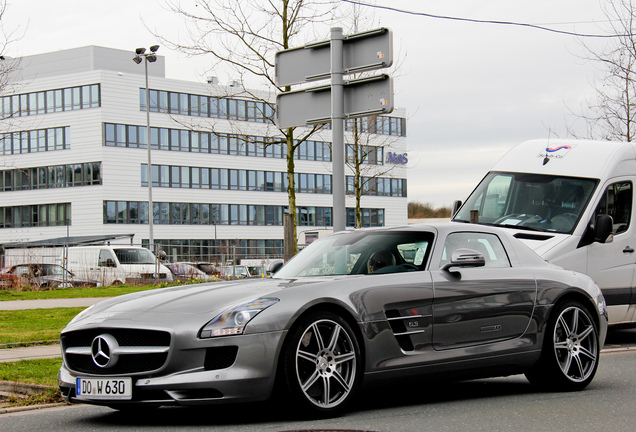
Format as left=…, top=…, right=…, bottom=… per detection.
left=283, top=311, right=362, bottom=417
left=525, top=300, right=599, bottom=391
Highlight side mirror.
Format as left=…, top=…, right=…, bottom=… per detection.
left=440, top=248, right=486, bottom=271
left=105, top=258, right=117, bottom=268
left=269, top=261, right=284, bottom=274
left=594, top=214, right=614, bottom=244
left=451, top=200, right=462, bottom=218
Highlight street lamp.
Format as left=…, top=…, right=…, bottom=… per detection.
left=133, top=45, right=159, bottom=255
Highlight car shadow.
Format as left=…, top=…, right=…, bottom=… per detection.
left=75, top=376, right=539, bottom=427
left=604, top=326, right=636, bottom=347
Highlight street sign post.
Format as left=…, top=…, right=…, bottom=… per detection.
left=275, top=27, right=394, bottom=232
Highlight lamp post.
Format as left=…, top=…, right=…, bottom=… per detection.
left=133, top=45, right=159, bottom=255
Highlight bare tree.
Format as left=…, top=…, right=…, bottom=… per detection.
left=345, top=116, right=405, bottom=227
left=341, top=1, right=407, bottom=228
left=157, top=0, right=340, bottom=254
left=572, top=0, right=636, bottom=141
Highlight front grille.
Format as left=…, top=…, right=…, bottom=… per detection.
left=62, top=328, right=171, bottom=376
left=66, top=352, right=168, bottom=375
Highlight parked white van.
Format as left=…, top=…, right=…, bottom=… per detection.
left=452, top=139, right=636, bottom=325
left=4, top=246, right=173, bottom=286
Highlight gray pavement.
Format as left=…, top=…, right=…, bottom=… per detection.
left=0, top=297, right=111, bottom=363
left=0, top=297, right=109, bottom=311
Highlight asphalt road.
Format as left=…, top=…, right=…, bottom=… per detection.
left=1, top=348, right=635, bottom=432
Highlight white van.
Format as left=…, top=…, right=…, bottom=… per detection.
left=4, top=245, right=173, bottom=286
left=452, top=139, right=636, bottom=325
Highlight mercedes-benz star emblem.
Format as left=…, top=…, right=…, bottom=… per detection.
left=91, top=334, right=120, bottom=368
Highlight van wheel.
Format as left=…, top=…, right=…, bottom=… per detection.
left=525, top=301, right=599, bottom=391
left=110, top=280, right=123, bottom=286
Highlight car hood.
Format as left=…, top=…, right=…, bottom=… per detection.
left=486, top=227, right=570, bottom=257
left=65, top=277, right=332, bottom=330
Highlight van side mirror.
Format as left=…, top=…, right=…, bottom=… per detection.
left=594, top=214, right=614, bottom=244
left=105, top=258, right=117, bottom=268
left=440, top=248, right=486, bottom=271
left=451, top=200, right=462, bottom=218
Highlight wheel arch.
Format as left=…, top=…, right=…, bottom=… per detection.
left=552, top=291, right=602, bottom=330
left=534, top=290, right=602, bottom=347
left=273, top=301, right=367, bottom=387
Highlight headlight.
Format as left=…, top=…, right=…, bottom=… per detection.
left=200, top=298, right=279, bottom=338
left=66, top=304, right=96, bottom=326
left=596, top=288, right=607, bottom=316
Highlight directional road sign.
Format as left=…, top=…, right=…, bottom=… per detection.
left=276, top=74, right=393, bottom=129
left=275, top=28, right=393, bottom=87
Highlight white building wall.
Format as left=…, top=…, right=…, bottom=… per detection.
left=0, top=46, right=408, bottom=257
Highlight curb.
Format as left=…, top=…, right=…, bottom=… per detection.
left=0, top=380, right=55, bottom=396
left=0, top=380, right=65, bottom=415
left=0, top=402, right=68, bottom=414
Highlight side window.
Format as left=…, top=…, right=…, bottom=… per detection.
left=98, top=249, right=116, bottom=267
left=441, top=232, right=511, bottom=269
left=594, top=182, right=632, bottom=234
left=15, top=265, right=30, bottom=277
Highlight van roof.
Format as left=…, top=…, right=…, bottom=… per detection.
left=493, top=139, right=636, bottom=179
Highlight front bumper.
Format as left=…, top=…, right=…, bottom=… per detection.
left=59, top=330, right=286, bottom=407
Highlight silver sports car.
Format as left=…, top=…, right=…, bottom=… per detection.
left=58, top=223, right=607, bottom=416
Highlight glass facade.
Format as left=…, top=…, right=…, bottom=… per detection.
left=1, top=84, right=100, bottom=118
left=140, top=89, right=406, bottom=137
left=104, top=201, right=383, bottom=228
left=141, top=164, right=332, bottom=194
left=1, top=126, right=70, bottom=155
left=0, top=162, right=101, bottom=192
left=0, top=203, right=71, bottom=228
left=346, top=176, right=407, bottom=197
left=104, top=123, right=332, bottom=162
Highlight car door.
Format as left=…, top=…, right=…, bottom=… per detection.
left=431, top=231, right=536, bottom=350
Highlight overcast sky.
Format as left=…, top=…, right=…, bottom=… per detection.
left=3, top=0, right=611, bottom=207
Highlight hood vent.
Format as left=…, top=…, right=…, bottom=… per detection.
left=514, top=233, right=554, bottom=241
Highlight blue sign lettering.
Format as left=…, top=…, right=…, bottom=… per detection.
left=386, top=152, right=408, bottom=164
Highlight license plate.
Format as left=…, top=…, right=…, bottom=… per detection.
left=76, top=377, right=132, bottom=400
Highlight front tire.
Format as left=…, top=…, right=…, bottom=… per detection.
left=525, top=300, right=599, bottom=391
left=283, top=312, right=362, bottom=416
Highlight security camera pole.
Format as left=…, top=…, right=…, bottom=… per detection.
left=133, top=45, right=159, bottom=257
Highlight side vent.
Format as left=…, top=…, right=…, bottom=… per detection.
left=385, top=309, right=414, bottom=351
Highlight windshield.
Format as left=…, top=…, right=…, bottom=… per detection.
left=113, top=248, right=156, bottom=264
left=453, top=172, right=598, bottom=234
left=38, top=264, right=69, bottom=277
left=274, top=230, right=434, bottom=278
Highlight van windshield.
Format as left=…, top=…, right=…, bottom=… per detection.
left=113, top=248, right=156, bottom=264
left=453, top=172, right=598, bottom=234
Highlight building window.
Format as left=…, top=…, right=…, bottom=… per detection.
left=0, top=203, right=70, bottom=228
left=1, top=84, right=99, bottom=118
left=0, top=127, right=70, bottom=155
left=103, top=201, right=383, bottom=228
left=0, top=162, right=101, bottom=192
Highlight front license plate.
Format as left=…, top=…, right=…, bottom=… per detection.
left=76, top=377, right=132, bottom=400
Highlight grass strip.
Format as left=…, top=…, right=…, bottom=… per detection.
left=0, top=285, right=159, bottom=301
left=0, top=358, right=63, bottom=407
left=0, top=357, right=62, bottom=387
left=0, top=308, right=84, bottom=344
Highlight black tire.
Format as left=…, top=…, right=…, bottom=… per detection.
left=283, top=311, right=362, bottom=417
left=525, top=300, right=600, bottom=391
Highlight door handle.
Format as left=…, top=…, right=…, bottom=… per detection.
left=624, top=246, right=635, bottom=253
